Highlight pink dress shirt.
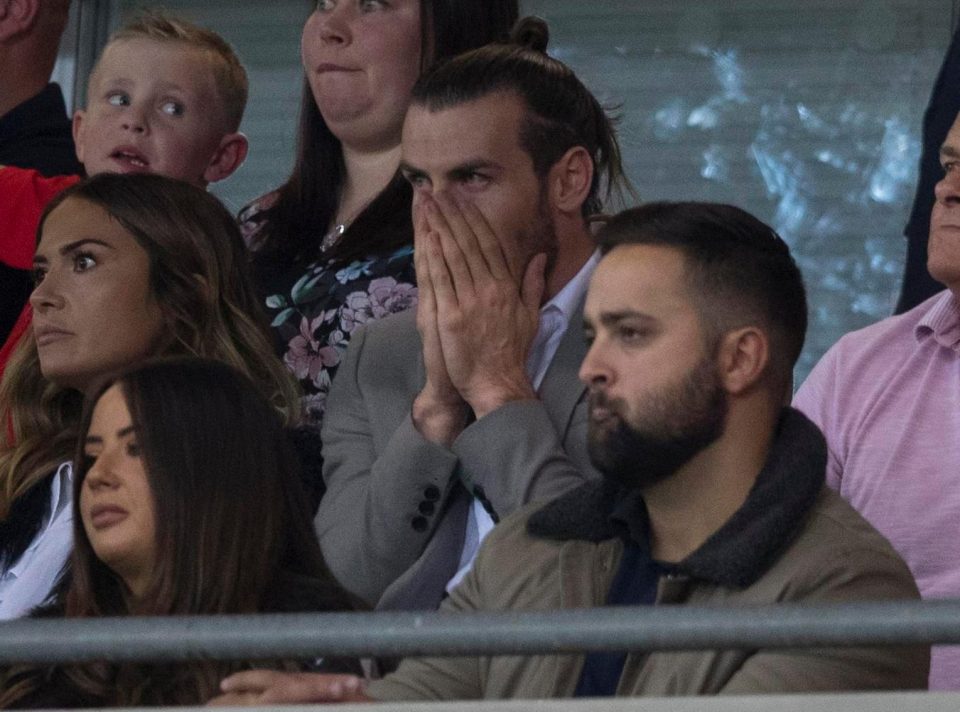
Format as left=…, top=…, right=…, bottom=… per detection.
left=794, top=290, right=960, bottom=690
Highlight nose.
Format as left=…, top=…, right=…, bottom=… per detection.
left=578, top=336, right=612, bottom=389
left=29, top=270, right=64, bottom=313
left=120, top=102, right=147, bottom=134
left=935, top=166, right=960, bottom=206
left=84, top=453, right=120, bottom=492
left=308, top=3, right=352, bottom=47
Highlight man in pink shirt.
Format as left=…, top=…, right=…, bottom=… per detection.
left=793, top=110, right=960, bottom=691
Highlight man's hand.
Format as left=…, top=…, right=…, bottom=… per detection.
left=422, top=192, right=546, bottom=419
left=412, top=200, right=470, bottom=445
left=208, top=670, right=370, bottom=705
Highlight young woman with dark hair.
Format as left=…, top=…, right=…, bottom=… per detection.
left=0, top=172, right=300, bottom=621
left=240, top=0, right=519, bottom=426
left=0, top=357, right=358, bottom=707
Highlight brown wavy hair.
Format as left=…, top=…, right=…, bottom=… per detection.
left=1, top=358, right=356, bottom=706
left=0, top=173, right=299, bottom=535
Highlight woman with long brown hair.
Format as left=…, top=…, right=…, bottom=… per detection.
left=0, top=172, right=300, bottom=621
left=241, top=0, right=518, bottom=426
left=1, top=357, right=357, bottom=707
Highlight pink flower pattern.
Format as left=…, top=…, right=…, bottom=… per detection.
left=247, top=216, right=417, bottom=426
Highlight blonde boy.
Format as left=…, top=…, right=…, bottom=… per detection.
left=0, top=13, right=248, bottom=368
left=72, top=13, right=248, bottom=185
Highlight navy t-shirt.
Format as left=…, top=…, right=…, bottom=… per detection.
left=573, top=489, right=676, bottom=698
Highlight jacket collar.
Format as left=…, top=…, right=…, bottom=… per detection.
left=527, top=407, right=826, bottom=588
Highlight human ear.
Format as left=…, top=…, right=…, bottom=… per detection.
left=716, top=326, right=769, bottom=395
left=0, top=0, right=40, bottom=41
left=71, top=109, right=87, bottom=167
left=546, top=145, right=594, bottom=215
left=202, top=132, right=249, bottom=185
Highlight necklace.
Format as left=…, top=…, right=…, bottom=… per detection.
left=320, top=222, right=347, bottom=253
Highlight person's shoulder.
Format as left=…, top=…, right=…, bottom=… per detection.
left=797, top=294, right=948, bottom=401
left=0, top=164, right=78, bottom=188
left=351, top=309, right=418, bottom=352
left=778, top=486, right=918, bottom=596
left=469, top=502, right=571, bottom=607
left=828, top=292, right=948, bottom=360
left=477, top=497, right=583, bottom=571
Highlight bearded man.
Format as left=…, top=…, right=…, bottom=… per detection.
left=219, top=202, right=928, bottom=704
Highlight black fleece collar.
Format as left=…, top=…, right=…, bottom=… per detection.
left=526, top=407, right=827, bottom=588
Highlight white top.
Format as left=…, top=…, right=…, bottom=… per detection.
left=447, top=252, right=600, bottom=592
left=0, top=461, right=73, bottom=619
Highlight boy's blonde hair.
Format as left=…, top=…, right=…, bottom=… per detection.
left=97, top=12, right=248, bottom=132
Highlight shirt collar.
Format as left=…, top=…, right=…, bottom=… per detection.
left=7, top=461, right=73, bottom=580
left=914, top=290, right=960, bottom=352
left=541, top=250, right=601, bottom=323
left=48, top=461, right=73, bottom=522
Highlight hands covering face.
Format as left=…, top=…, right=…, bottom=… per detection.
left=412, top=193, right=547, bottom=445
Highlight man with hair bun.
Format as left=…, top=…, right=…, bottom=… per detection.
left=310, top=15, right=630, bottom=615
left=219, top=201, right=925, bottom=704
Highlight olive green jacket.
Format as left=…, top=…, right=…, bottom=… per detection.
left=369, top=410, right=929, bottom=700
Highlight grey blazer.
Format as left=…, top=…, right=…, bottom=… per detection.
left=317, top=308, right=599, bottom=611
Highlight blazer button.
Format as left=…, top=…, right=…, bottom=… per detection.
left=411, top=516, right=429, bottom=532
left=423, top=485, right=441, bottom=501
left=419, top=501, right=436, bottom=516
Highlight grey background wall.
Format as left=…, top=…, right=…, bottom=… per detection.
left=60, top=0, right=958, bottom=384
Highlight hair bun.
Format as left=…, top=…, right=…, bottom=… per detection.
left=510, top=16, right=549, bottom=53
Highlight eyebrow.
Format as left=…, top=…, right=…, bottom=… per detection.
left=398, top=161, right=425, bottom=179
left=33, top=239, right=116, bottom=266
left=584, top=310, right=658, bottom=330
left=154, top=80, right=188, bottom=94
left=83, top=424, right=138, bottom=445
left=98, top=75, right=132, bottom=86
left=449, top=160, right=501, bottom=177
left=398, top=159, right=503, bottom=181
left=940, top=145, right=960, bottom=161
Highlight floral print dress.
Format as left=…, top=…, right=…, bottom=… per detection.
left=241, top=196, right=418, bottom=427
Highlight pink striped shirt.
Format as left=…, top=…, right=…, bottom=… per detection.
left=794, top=290, right=960, bottom=690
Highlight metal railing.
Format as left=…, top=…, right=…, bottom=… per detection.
left=1, top=599, right=958, bottom=665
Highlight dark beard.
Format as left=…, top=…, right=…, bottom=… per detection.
left=587, top=356, right=727, bottom=490
left=520, top=186, right=559, bottom=285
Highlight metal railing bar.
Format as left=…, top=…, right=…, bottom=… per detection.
left=0, top=599, right=957, bottom=665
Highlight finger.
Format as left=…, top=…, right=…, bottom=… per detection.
left=425, top=230, right=458, bottom=312
left=219, top=669, right=277, bottom=694
left=413, top=197, right=431, bottom=243
left=521, top=253, right=548, bottom=315
left=415, top=225, right=435, bottom=300
left=434, top=192, right=491, bottom=283
left=458, top=198, right=513, bottom=282
left=258, top=674, right=365, bottom=705
left=416, top=226, right=440, bottom=335
left=426, top=196, right=474, bottom=295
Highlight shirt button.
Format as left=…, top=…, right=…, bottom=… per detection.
left=411, top=516, right=429, bottom=532
left=423, top=485, right=441, bottom=501
left=418, top=501, right=435, bottom=516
